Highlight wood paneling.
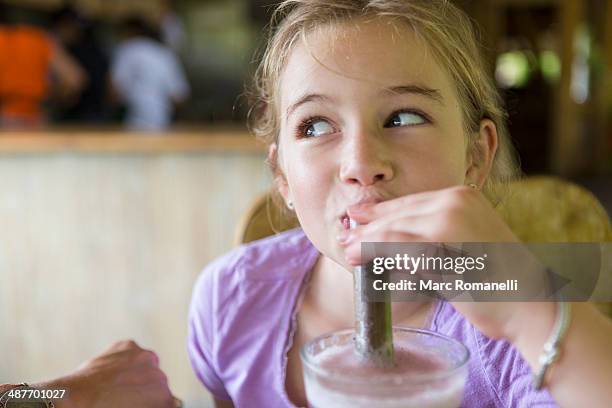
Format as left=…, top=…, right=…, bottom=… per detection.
left=0, top=130, right=264, bottom=154
left=0, top=147, right=270, bottom=408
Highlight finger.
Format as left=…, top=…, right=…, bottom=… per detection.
left=119, top=383, right=174, bottom=408
left=349, top=199, right=441, bottom=225
left=95, top=345, right=143, bottom=362
left=88, top=348, right=159, bottom=375
left=347, top=188, right=446, bottom=223
left=111, top=342, right=159, bottom=367
left=109, top=339, right=141, bottom=352
left=146, top=385, right=176, bottom=408
left=338, top=204, right=440, bottom=244
left=340, top=214, right=419, bottom=249
left=348, top=184, right=480, bottom=224
left=343, top=230, right=422, bottom=265
left=136, top=349, right=160, bottom=367
left=341, top=209, right=438, bottom=246
left=342, top=213, right=446, bottom=264
left=83, top=340, right=142, bottom=369
left=118, top=364, right=169, bottom=386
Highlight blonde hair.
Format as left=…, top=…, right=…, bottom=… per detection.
left=248, top=0, right=520, bottom=206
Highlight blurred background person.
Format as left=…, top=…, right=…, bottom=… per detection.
left=51, top=5, right=109, bottom=124
left=110, top=16, right=190, bottom=132
left=0, top=1, right=86, bottom=129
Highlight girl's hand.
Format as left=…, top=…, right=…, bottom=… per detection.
left=340, top=186, right=518, bottom=256
left=337, top=185, right=545, bottom=341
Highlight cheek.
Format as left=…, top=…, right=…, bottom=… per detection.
left=281, top=147, right=339, bottom=246
left=287, top=176, right=334, bottom=259
left=286, top=154, right=335, bottom=212
left=395, top=133, right=468, bottom=189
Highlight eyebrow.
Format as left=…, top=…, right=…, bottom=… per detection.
left=286, top=94, right=332, bottom=119
left=382, top=85, right=444, bottom=105
left=285, top=84, right=444, bottom=119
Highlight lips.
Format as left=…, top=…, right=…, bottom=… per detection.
left=338, top=196, right=386, bottom=230
left=341, top=214, right=351, bottom=230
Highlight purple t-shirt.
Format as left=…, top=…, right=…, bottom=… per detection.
left=188, top=228, right=557, bottom=407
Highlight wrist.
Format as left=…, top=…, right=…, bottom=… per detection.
left=505, top=302, right=557, bottom=368
left=0, top=384, right=17, bottom=395
left=33, top=376, right=80, bottom=408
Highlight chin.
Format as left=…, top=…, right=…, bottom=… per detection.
left=326, top=245, right=351, bottom=271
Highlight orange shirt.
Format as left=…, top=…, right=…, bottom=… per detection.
left=0, top=25, right=53, bottom=119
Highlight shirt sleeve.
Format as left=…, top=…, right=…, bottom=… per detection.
left=187, top=262, right=232, bottom=401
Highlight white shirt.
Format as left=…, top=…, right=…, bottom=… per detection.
left=112, top=37, right=189, bottom=131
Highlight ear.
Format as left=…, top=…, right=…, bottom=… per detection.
left=465, top=119, right=498, bottom=186
left=268, top=143, right=291, bottom=203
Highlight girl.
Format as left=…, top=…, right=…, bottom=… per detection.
left=188, top=1, right=612, bottom=407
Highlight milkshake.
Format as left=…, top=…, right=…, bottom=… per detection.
left=301, top=327, right=470, bottom=408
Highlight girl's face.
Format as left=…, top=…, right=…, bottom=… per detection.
left=275, top=18, right=486, bottom=267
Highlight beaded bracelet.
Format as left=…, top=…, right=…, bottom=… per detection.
left=533, top=302, right=572, bottom=390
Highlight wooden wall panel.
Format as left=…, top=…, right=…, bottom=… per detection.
left=0, top=151, right=270, bottom=408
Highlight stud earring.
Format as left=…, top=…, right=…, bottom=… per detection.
left=467, top=183, right=479, bottom=190
left=287, top=200, right=294, bottom=210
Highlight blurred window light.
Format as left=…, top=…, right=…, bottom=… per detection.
left=571, top=25, right=591, bottom=104
left=495, top=51, right=531, bottom=88
left=540, top=51, right=561, bottom=84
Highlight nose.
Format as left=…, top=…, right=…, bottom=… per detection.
left=339, top=128, right=394, bottom=186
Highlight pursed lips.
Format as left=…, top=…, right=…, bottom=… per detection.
left=338, top=196, right=386, bottom=230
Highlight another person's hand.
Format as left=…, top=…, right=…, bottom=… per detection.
left=36, top=339, right=177, bottom=408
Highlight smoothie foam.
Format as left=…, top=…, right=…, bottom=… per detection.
left=301, top=328, right=469, bottom=408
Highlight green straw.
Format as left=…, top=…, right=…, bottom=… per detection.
left=350, top=219, right=394, bottom=367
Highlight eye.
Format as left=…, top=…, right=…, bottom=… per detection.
left=384, top=111, right=428, bottom=128
left=298, top=117, right=335, bottom=138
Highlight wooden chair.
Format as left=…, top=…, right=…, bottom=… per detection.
left=235, top=176, right=612, bottom=316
